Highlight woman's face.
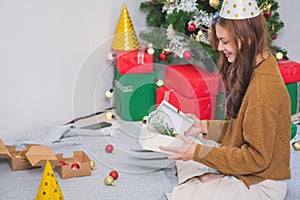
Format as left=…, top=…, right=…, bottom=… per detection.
left=215, top=23, right=238, bottom=63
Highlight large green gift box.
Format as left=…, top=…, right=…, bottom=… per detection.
left=285, top=82, right=299, bottom=140
left=286, top=82, right=299, bottom=116
left=114, top=67, right=157, bottom=121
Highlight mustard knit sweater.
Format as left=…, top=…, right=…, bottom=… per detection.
left=193, top=54, right=291, bottom=188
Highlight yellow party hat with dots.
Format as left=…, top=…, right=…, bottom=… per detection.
left=112, top=4, right=140, bottom=51
left=36, top=160, right=64, bottom=200
left=220, top=0, right=260, bottom=19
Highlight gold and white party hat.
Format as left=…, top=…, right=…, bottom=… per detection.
left=220, top=0, right=260, bottom=19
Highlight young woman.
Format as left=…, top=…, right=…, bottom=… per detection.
left=160, top=1, right=291, bottom=199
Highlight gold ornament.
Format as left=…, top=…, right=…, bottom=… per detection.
left=266, top=4, right=272, bottom=10
left=112, top=4, right=140, bottom=51
left=197, top=30, right=203, bottom=36
left=90, top=160, right=95, bottom=170
left=293, top=142, right=300, bottom=151
left=104, top=175, right=115, bottom=186
left=209, top=0, right=220, bottom=8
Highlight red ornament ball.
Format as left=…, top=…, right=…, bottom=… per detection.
left=159, top=53, right=167, bottom=61
left=60, top=161, right=67, bottom=166
left=183, top=50, right=193, bottom=60
left=105, top=144, right=114, bottom=153
left=272, top=33, right=277, bottom=40
left=264, top=10, right=272, bottom=18
left=199, top=0, right=206, bottom=3
left=71, top=163, right=80, bottom=169
left=109, top=170, right=119, bottom=180
left=187, top=23, right=197, bottom=32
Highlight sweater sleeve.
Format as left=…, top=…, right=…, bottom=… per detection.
left=193, top=103, right=278, bottom=175
left=206, top=120, right=229, bottom=143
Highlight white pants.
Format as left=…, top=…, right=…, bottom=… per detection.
left=166, top=176, right=287, bottom=200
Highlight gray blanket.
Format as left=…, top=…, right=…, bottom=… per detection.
left=0, top=121, right=299, bottom=199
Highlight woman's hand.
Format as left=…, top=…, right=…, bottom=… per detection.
left=185, top=113, right=208, bottom=136
left=159, top=135, right=197, bottom=161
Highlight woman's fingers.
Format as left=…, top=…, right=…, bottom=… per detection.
left=159, top=145, right=179, bottom=153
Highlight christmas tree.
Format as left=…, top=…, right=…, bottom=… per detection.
left=140, top=0, right=286, bottom=66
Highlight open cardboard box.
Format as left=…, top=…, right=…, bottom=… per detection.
left=25, top=145, right=60, bottom=167
left=0, top=139, right=11, bottom=159
left=7, top=144, right=41, bottom=171
left=55, top=151, right=92, bottom=179
left=1, top=139, right=91, bottom=179
left=1, top=140, right=59, bottom=171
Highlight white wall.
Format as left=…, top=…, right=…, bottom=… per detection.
left=275, top=0, right=300, bottom=62
left=0, top=0, right=298, bottom=141
left=0, top=0, right=147, bottom=141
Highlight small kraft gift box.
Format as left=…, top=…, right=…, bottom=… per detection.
left=157, top=64, right=220, bottom=120
left=55, top=151, right=92, bottom=179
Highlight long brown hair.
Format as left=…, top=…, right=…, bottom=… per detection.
left=211, top=14, right=271, bottom=119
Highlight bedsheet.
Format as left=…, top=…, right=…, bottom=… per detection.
left=0, top=120, right=299, bottom=200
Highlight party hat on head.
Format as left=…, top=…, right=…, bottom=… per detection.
left=112, top=4, right=140, bottom=51
left=220, top=0, right=260, bottom=19
left=36, top=160, right=64, bottom=200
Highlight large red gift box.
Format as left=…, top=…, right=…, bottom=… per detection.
left=156, top=86, right=217, bottom=120
left=164, top=64, right=219, bottom=98
left=114, top=50, right=153, bottom=74
left=161, top=64, right=219, bottom=119
left=278, top=60, right=300, bottom=84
